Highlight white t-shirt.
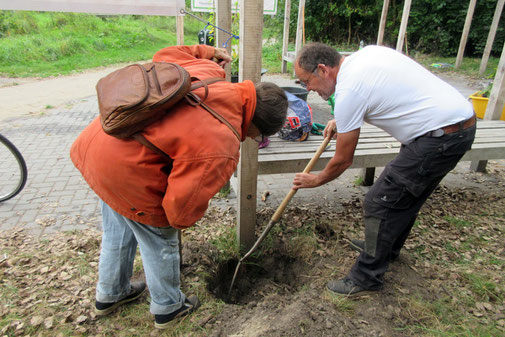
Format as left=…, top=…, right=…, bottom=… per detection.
left=334, top=46, right=474, bottom=144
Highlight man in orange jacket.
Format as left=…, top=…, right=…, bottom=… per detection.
left=70, top=45, right=287, bottom=329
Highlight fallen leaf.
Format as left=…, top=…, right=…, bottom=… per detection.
left=30, top=316, right=44, bottom=326
left=261, top=190, right=271, bottom=202
left=476, top=302, right=486, bottom=311
left=76, top=315, right=87, bottom=324
left=44, top=317, right=54, bottom=329
left=482, top=302, right=494, bottom=311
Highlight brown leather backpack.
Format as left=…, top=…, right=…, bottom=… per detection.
left=96, top=62, right=240, bottom=160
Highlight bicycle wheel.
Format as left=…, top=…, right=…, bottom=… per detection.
left=0, top=133, right=27, bottom=202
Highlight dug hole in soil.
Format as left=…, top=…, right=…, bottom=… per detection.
left=183, top=205, right=327, bottom=306
left=205, top=205, right=340, bottom=305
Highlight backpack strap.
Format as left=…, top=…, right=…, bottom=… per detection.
left=201, top=100, right=241, bottom=141
left=189, top=77, right=223, bottom=103
left=190, top=77, right=223, bottom=89
left=132, top=133, right=173, bottom=163
left=185, top=92, right=241, bottom=141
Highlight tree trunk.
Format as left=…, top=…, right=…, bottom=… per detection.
left=348, top=15, right=351, bottom=45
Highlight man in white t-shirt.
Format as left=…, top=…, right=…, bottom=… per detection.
left=293, top=43, right=476, bottom=296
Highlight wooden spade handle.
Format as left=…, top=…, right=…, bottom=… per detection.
left=270, top=136, right=331, bottom=222
left=239, top=136, right=331, bottom=262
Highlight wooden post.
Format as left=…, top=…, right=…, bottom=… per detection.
left=479, top=0, right=504, bottom=75
left=471, top=43, right=505, bottom=172
left=176, top=14, right=184, bottom=45
left=377, top=0, right=390, bottom=46
left=216, top=0, right=232, bottom=81
left=360, top=167, right=375, bottom=186
left=396, top=0, right=411, bottom=52
left=176, top=9, right=185, bottom=264
left=485, top=42, right=505, bottom=121
left=294, top=0, right=305, bottom=74
left=237, top=0, right=263, bottom=252
left=470, top=160, right=488, bottom=172
left=455, top=0, right=477, bottom=68
left=281, top=0, right=291, bottom=73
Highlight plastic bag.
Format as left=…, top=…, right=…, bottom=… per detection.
left=277, top=91, right=313, bottom=141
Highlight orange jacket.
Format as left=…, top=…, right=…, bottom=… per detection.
left=70, top=45, right=256, bottom=229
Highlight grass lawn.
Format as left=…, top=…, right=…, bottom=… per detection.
left=0, top=11, right=500, bottom=81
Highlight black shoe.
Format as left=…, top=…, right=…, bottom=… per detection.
left=327, top=277, right=376, bottom=296
left=349, top=239, right=399, bottom=261
left=154, top=295, right=200, bottom=329
left=95, top=281, right=146, bottom=316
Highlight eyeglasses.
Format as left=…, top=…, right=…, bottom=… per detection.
left=253, top=134, right=265, bottom=143
left=299, top=65, right=318, bottom=87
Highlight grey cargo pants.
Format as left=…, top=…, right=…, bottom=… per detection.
left=349, top=122, right=476, bottom=289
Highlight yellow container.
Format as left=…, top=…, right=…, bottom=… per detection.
left=469, top=92, right=505, bottom=121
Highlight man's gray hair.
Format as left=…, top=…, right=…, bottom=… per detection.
left=297, top=43, right=342, bottom=72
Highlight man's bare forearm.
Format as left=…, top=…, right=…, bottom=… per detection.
left=316, top=157, right=352, bottom=186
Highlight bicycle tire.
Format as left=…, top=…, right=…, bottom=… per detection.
left=0, top=133, right=28, bottom=202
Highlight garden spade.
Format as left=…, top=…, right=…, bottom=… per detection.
left=228, top=136, right=331, bottom=298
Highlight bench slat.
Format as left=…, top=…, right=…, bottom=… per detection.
left=261, top=136, right=505, bottom=155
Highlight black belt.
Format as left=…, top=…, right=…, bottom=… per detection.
left=426, top=115, right=476, bottom=137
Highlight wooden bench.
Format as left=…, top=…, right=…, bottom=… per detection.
left=257, top=120, right=505, bottom=184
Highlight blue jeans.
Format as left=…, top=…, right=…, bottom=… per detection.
left=96, top=201, right=185, bottom=315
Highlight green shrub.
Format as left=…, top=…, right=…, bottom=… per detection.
left=0, top=11, right=39, bottom=37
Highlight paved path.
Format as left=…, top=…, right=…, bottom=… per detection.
left=0, top=98, right=101, bottom=236
left=0, top=66, right=126, bottom=123
left=0, top=70, right=485, bottom=237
